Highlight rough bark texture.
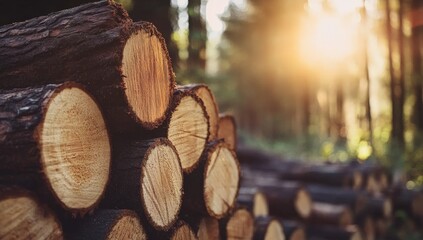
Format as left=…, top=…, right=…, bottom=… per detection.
left=102, top=138, right=182, bottom=231
left=65, top=209, right=146, bottom=240
left=0, top=0, right=175, bottom=132
left=0, top=83, right=109, bottom=215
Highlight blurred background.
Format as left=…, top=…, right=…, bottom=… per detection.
left=2, top=0, right=423, bottom=188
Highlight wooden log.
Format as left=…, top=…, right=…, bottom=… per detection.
left=355, top=215, right=376, bottom=240
left=0, top=83, right=111, bottom=215
left=0, top=1, right=175, bottom=133
left=103, top=138, right=183, bottom=231
left=177, top=84, right=219, bottom=140
left=218, top=113, right=237, bottom=151
left=253, top=216, right=285, bottom=240
left=220, top=208, right=254, bottom=240
left=242, top=178, right=312, bottom=219
left=308, top=202, right=353, bottom=227
left=306, top=225, right=363, bottom=240
left=279, top=221, right=306, bottom=240
left=197, top=217, right=220, bottom=240
left=0, top=186, right=63, bottom=239
left=183, top=141, right=240, bottom=218
left=364, top=195, right=392, bottom=219
left=170, top=221, right=198, bottom=240
left=307, top=185, right=368, bottom=215
left=237, top=187, right=269, bottom=217
left=66, top=209, right=146, bottom=240
left=164, top=90, right=209, bottom=173
left=390, top=186, right=423, bottom=217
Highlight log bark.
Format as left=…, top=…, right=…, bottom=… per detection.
left=306, top=225, right=363, bottom=240
left=307, top=185, right=368, bottom=215
left=163, top=89, right=210, bottom=173
left=253, top=216, right=285, bottom=240
left=389, top=186, right=423, bottom=217
left=364, top=195, right=392, bottom=219
left=218, top=113, right=237, bottom=151
left=0, top=0, right=175, bottom=133
left=183, top=141, right=240, bottom=219
left=279, top=221, right=306, bottom=240
left=237, top=187, right=269, bottom=217
left=177, top=84, right=219, bottom=140
left=66, top=209, right=146, bottom=240
left=0, top=186, right=63, bottom=239
left=0, top=83, right=111, bottom=215
left=308, top=202, right=353, bottom=227
left=219, top=208, right=254, bottom=240
left=103, top=138, right=183, bottom=231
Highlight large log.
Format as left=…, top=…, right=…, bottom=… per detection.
left=0, top=0, right=175, bottom=133
left=308, top=202, right=353, bottom=227
left=0, top=186, right=63, bottom=239
left=183, top=141, right=240, bottom=218
left=237, top=187, right=269, bottom=217
left=177, top=84, right=219, bottom=140
left=0, top=83, right=111, bottom=215
left=164, top=90, right=209, bottom=173
left=66, top=209, right=146, bottom=240
left=253, top=216, right=285, bottom=240
left=220, top=208, right=254, bottom=240
left=218, top=113, right=237, bottom=151
left=103, top=138, right=183, bottom=231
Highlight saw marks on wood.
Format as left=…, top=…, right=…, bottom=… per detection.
left=168, top=95, right=208, bottom=172
left=123, top=29, right=171, bottom=126
left=0, top=195, right=63, bottom=239
left=295, top=189, right=312, bottom=219
left=141, top=142, right=183, bottom=229
left=195, top=86, right=219, bottom=140
left=106, top=214, right=147, bottom=240
left=265, top=220, right=285, bottom=240
left=205, top=146, right=240, bottom=217
left=171, top=221, right=197, bottom=240
left=226, top=209, right=254, bottom=240
left=40, top=87, right=111, bottom=210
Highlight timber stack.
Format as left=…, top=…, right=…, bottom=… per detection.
left=0, top=1, right=420, bottom=240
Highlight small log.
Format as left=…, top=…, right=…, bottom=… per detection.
left=177, top=84, right=219, bottom=140
left=220, top=208, right=254, bottom=240
left=279, top=221, right=306, bottom=240
left=170, top=221, right=198, bottom=240
left=164, top=90, right=209, bottom=173
left=66, top=209, right=146, bottom=240
left=237, top=187, right=269, bottom=217
left=0, top=83, right=111, bottom=215
left=308, top=202, right=353, bottom=227
left=306, top=225, right=363, bottom=240
left=183, top=141, right=240, bottom=218
left=242, top=178, right=312, bottom=219
left=307, top=185, right=368, bottom=215
left=103, top=138, right=183, bottom=231
left=0, top=186, right=63, bottom=239
left=254, top=217, right=285, bottom=240
left=0, top=1, right=175, bottom=132
left=218, top=113, right=237, bottom=151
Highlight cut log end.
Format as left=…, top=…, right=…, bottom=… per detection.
left=383, top=199, right=392, bottom=218
left=264, top=220, right=285, bottom=240
left=168, top=94, right=209, bottom=172
left=204, top=144, right=240, bottom=218
left=254, top=192, right=269, bottom=217
left=141, top=139, right=183, bottom=230
left=290, top=228, right=305, bottom=240
left=295, top=188, right=312, bottom=219
left=218, top=114, right=237, bottom=151
left=198, top=217, right=220, bottom=240
left=0, top=188, right=63, bottom=239
left=195, top=86, right=219, bottom=140
left=106, top=213, right=147, bottom=240
left=171, top=221, right=198, bottom=240
left=39, top=84, right=111, bottom=213
left=226, top=209, right=254, bottom=240
left=122, top=23, right=173, bottom=129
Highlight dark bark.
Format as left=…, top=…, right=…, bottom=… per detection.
left=308, top=202, right=353, bottom=227
left=306, top=225, right=362, bottom=240
left=388, top=186, right=423, bottom=217
left=279, top=220, right=306, bottom=240
left=188, top=0, right=207, bottom=70
left=0, top=1, right=175, bottom=132
left=412, top=17, right=423, bottom=130
left=237, top=187, right=268, bottom=217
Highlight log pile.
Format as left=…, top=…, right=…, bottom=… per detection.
left=1, top=1, right=421, bottom=240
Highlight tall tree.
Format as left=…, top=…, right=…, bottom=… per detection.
left=188, top=0, right=207, bottom=70
left=412, top=0, right=423, bottom=131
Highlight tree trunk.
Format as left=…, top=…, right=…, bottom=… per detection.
left=253, top=216, right=285, bottom=240
left=0, top=83, right=111, bottom=216
left=0, top=1, right=175, bottom=133
left=0, top=186, right=63, bottom=240
left=412, top=26, right=423, bottom=130
left=188, top=0, right=207, bottom=70
left=218, top=113, right=237, bottom=151
left=103, top=138, right=183, bottom=231
left=219, top=208, right=254, bottom=240
left=65, top=209, right=146, bottom=240
left=182, top=141, right=240, bottom=218
left=362, top=0, right=373, bottom=145
left=177, top=84, right=219, bottom=140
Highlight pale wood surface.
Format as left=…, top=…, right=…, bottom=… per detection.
left=198, top=217, right=220, bottom=240
left=218, top=114, right=236, bottom=150
left=195, top=87, right=219, bottom=140
left=106, top=214, right=147, bottom=240
left=171, top=221, right=198, bottom=240
left=264, top=220, right=285, bottom=240
left=226, top=209, right=254, bottom=240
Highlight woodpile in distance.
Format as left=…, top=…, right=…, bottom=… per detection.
left=0, top=1, right=421, bottom=240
